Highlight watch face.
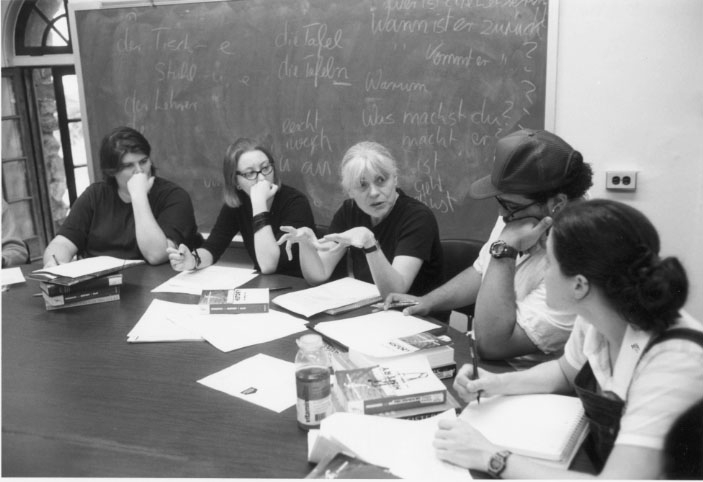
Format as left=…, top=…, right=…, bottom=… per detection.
left=489, top=457, right=503, bottom=471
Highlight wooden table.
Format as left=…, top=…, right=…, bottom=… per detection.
left=2, top=248, right=488, bottom=477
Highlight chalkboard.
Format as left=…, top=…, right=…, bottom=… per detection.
left=71, top=0, right=554, bottom=240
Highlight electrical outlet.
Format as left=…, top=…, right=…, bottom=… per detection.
left=606, top=171, right=637, bottom=191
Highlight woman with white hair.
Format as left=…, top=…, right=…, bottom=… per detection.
left=279, top=141, right=443, bottom=297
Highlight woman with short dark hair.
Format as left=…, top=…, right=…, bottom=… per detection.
left=43, top=126, right=200, bottom=266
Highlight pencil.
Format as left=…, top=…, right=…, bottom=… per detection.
left=52, top=254, right=61, bottom=266
left=466, top=330, right=481, bottom=404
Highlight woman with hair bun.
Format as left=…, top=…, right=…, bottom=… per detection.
left=434, top=199, right=703, bottom=479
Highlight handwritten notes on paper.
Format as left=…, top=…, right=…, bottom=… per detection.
left=151, top=266, right=258, bottom=295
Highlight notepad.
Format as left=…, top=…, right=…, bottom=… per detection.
left=272, top=277, right=381, bottom=318
left=460, top=394, right=589, bottom=469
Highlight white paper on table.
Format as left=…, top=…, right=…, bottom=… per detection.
left=127, top=299, right=203, bottom=342
left=150, top=265, right=258, bottom=295
left=31, top=256, right=143, bottom=278
left=312, top=310, right=440, bottom=353
left=317, top=410, right=470, bottom=480
left=170, top=309, right=308, bottom=352
left=272, top=277, right=380, bottom=317
left=197, top=353, right=296, bottom=413
left=2, top=267, right=26, bottom=287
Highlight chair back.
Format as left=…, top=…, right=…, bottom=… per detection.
left=440, top=238, right=484, bottom=320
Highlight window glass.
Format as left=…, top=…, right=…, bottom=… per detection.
left=22, top=0, right=68, bottom=49
left=1, top=120, right=24, bottom=158
left=62, top=75, right=81, bottom=119
left=2, top=78, right=17, bottom=116
left=9, top=200, right=37, bottom=239
left=2, top=160, right=30, bottom=201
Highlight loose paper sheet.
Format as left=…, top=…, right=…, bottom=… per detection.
left=1, top=267, right=26, bottom=288
left=313, top=310, right=440, bottom=353
left=170, top=309, right=308, bottom=352
left=272, top=277, right=380, bottom=317
left=197, top=353, right=296, bottom=413
left=31, top=256, right=143, bottom=278
left=127, top=299, right=203, bottom=342
left=151, top=265, right=258, bottom=295
left=315, top=410, right=470, bottom=480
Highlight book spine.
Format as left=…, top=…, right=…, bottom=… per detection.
left=208, top=303, right=269, bottom=314
left=43, top=286, right=121, bottom=307
left=348, top=389, right=446, bottom=415
left=40, top=274, right=123, bottom=296
left=44, top=292, right=120, bottom=311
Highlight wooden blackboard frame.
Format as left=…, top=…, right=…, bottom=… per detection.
left=69, top=0, right=559, bottom=240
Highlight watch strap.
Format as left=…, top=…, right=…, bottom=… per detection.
left=362, top=241, right=379, bottom=254
left=487, top=450, right=512, bottom=478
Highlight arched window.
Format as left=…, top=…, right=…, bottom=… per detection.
left=14, top=0, right=71, bottom=55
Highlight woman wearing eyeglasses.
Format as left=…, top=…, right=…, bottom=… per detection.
left=168, top=137, right=315, bottom=277
left=278, top=141, right=443, bottom=298
left=43, top=126, right=200, bottom=267
left=435, top=199, right=703, bottom=479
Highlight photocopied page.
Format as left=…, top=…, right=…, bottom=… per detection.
left=170, top=309, right=308, bottom=352
left=197, top=353, right=296, bottom=413
left=31, top=256, right=143, bottom=279
left=127, top=299, right=204, bottom=342
left=314, top=410, right=470, bottom=480
left=272, top=277, right=381, bottom=317
left=1, top=267, right=26, bottom=288
left=151, top=265, right=258, bottom=295
left=313, top=310, right=440, bottom=352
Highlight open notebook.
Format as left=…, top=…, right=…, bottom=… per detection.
left=461, top=394, right=589, bottom=469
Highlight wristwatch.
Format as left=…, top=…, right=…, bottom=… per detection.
left=489, top=240, right=518, bottom=259
left=362, top=240, right=380, bottom=254
left=487, top=450, right=512, bottom=478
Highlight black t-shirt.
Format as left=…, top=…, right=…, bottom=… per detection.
left=58, top=178, right=200, bottom=260
left=202, top=184, right=316, bottom=277
left=329, top=189, right=444, bottom=296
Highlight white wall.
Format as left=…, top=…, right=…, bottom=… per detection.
left=554, top=0, right=703, bottom=319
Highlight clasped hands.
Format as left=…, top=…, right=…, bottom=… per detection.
left=278, top=226, right=375, bottom=261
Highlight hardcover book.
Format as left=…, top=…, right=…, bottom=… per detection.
left=43, top=286, right=121, bottom=310
left=306, top=451, right=399, bottom=479
left=198, top=288, right=269, bottom=314
left=334, top=357, right=447, bottom=415
left=40, top=273, right=123, bottom=297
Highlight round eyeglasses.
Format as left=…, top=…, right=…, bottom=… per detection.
left=495, top=196, right=541, bottom=220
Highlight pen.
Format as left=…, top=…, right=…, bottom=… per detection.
left=52, top=254, right=61, bottom=266
left=269, top=286, right=292, bottom=292
left=466, top=330, right=481, bottom=404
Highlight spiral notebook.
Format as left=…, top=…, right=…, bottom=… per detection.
left=460, top=394, right=589, bottom=469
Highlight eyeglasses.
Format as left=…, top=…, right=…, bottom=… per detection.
left=495, top=196, right=541, bottom=219
left=236, top=163, right=274, bottom=180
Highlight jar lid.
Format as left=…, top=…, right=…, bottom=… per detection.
left=297, top=333, right=323, bottom=350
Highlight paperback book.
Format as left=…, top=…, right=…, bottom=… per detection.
left=39, top=273, right=123, bottom=297
left=43, top=285, right=121, bottom=310
left=198, top=288, right=269, bottom=314
left=29, top=256, right=143, bottom=286
left=334, top=357, right=447, bottom=415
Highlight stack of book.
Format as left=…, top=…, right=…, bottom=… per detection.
left=40, top=273, right=122, bottom=311
left=29, top=256, right=144, bottom=311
